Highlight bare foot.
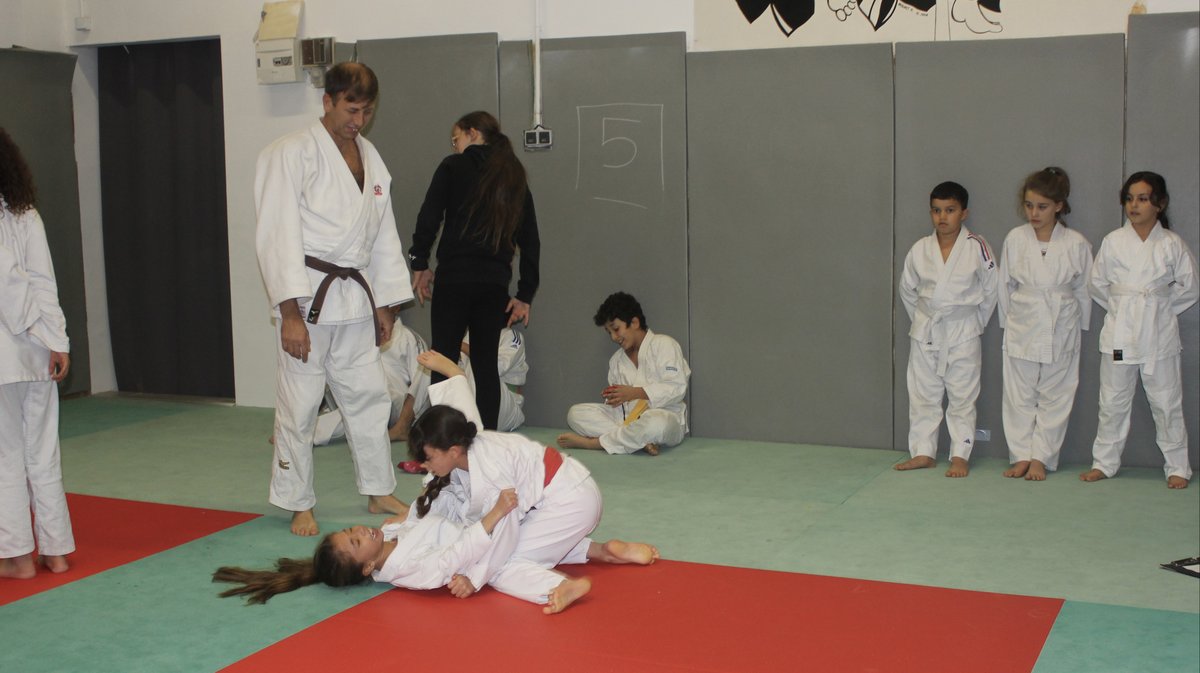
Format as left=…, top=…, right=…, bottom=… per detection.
left=387, top=424, right=409, bottom=442
left=37, top=554, right=70, bottom=573
left=368, top=494, right=409, bottom=517
left=557, top=432, right=602, bottom=450
left=1003, top=460, right=1030, bottom=478
left=290, top=509, right=319, bottom=537
left=1167, top=476, right=1189, bottom=489
left=416, top=350, right=464, bottom=378
left=945, top=457, right=969, bottom=478
left=0, top=554, right=37, bottom=579
left=1025, top=460, right=1047, bottom=482
left=1079, top=468, right=1108, bottom=482
left=543, top=576, right=591, bottom=614
left=643, top=443, right=660, bottom=456
left=589, top=539, right=660, bottom=565
left=894, top=455, right=936, bottom=471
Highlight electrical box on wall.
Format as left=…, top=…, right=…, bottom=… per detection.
left=300, top=37, right=333, bottom=67
left=523, top=125, right=553, bottom=151
left=255, top=0, right=303, bottom=84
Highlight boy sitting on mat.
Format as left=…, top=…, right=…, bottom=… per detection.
left=558, top=291, right=690, bottom=456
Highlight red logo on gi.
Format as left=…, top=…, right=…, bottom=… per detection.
left=373, top=184, right=383, bottom=196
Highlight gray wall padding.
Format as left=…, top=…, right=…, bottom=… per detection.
left=0, top=47, right=90, bottom=396
left=691, top=44, right=897, bottom=448
left=893, top=35, right=1127, bottom=466
left=1125, top=13, right=1200, bottom=472
left=499, top=33, right=689, bottom=428
left=686, top=43, right=896, bottom=447
left=356, top=34, right=501, bottom=341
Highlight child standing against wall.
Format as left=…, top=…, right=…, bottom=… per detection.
left=897, top=182, right=997, bottom=478
left=1082, top=171, right=1198, bottom=489
left=998, top=168, right=1092, bottom=481
left=0, top=127, right=75, bottom=579
left=557, top=292, right=690, bottom=456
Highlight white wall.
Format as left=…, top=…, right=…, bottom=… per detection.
left=6, top=0, right=1195, bottom=407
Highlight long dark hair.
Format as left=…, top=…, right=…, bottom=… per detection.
left=1121, top=171, right=1170, bottom=229
left=0, top=127, right=37, bottom=214
left=456, top=111, right=528, bottom=254
left=212, top=534, right=368, bottom=604
left=409, top=405, right=477, bottom=518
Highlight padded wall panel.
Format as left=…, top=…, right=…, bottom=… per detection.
left=893, top=35, right=1125, bottom=464
left=687, top=43, right=895, bottom=447
left=0, top=48, right=89, bottom=395
left=1125, top=13, right=1200, bottom=471
left=357, top=34, right=500, bottom=341
left=500, top=33, right=689, bottom=427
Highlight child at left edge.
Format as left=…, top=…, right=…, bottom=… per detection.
left=896, top=181, right=998, bottom=478
left=0, top=127, right=75, bottom=579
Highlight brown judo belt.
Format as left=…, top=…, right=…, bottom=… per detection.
left=303, top=255, right=381, bottom=346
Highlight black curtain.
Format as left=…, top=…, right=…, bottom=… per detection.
left=98, top=40, right=234, bottom=398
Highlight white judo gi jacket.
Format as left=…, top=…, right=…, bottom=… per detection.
left=383, top=324, right=426, bottom=417
left=1089, top=221, right=1199, bottom=374
left=423, top=375, right=595, bottom=594
left=998, top=223, right=1093, bottom=363
left=255, top=120, right=412, bottom=319
left=371, top=513, right=502, bottom=590
left=0, top=206, right=68, bottom=383
left=0, top=204, right=74, bottom=559
left=900, top=226, right=998, bottom=375
left=606, top=331, right=690, bottom=432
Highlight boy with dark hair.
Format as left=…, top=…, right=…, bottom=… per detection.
left=896, top=182, right=997, bottom=477
left=557, top=292, right=690, bottom=456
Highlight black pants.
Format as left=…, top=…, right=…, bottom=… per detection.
left=430, top=281, right=508, bottom=430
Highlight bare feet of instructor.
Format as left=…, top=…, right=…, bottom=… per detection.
left=290, top=509, right=319, bottom=537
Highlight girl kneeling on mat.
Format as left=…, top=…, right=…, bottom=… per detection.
left=409, top=350, right=658, bottom=614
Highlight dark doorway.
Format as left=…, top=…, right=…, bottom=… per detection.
left=98, top=39, right=234, bottom=398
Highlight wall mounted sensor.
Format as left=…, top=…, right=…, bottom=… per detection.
left=524, top=125, right=553, bottom=151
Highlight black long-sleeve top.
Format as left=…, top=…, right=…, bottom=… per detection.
left=409, top=145, right=541, bottom=304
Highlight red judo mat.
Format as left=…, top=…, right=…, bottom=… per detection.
left=222, top=559, right=1063, bottom=673
left=0, top=493, right=259, bottom=606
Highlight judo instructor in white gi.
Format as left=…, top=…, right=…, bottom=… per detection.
left=255, top=62, right=413, bottom=536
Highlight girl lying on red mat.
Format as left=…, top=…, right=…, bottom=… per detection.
left=215, top=351, right=657, bottom=614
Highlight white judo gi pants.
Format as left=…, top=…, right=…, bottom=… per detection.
left=0, top=381, right=74, bottom=558
left=907, top=337, right=980, bottom=461
left=487, top=459, right=601, bottom=604
left=1090, top=354, right=1192, bottom=481
left=565, top=403, right=685, bottom=455
left=1001, top=350, right=1080, bottom=471
left=312, top=394, right=406, bottom=447
left=270, top=320, right=396, bottom=511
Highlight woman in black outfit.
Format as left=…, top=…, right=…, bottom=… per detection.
left=409, top=111, right=540, bottom=430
